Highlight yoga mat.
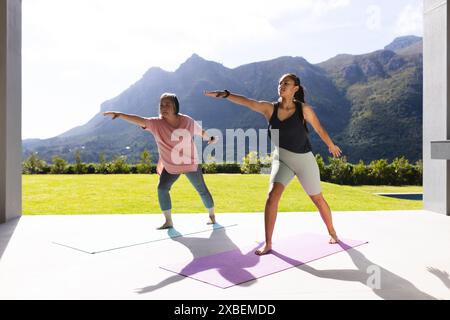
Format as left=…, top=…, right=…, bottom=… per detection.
left=160, top=233, right=368, bottom=288
left=53, top=223, right=237, bottom=254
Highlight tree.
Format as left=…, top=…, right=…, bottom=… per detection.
left=22, top=153, right=47, bottom=174
left=112, top=155, right=130, bottom=174
left=74, top=149, right=86, bottom=174
left=136, top=149, right=152, bottom=174
left=97, top=152, right=108, bottom=174
left=51, top=155, right=67, bottom=174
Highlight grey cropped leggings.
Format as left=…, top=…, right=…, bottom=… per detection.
left=270, top=147, right=322, bottom=196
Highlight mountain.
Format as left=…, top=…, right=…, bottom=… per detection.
left=23, top=36, right=423, bottom=164
left=318, top=35, right=422, bottom=162
left=384, top=35, right=422, bottom=52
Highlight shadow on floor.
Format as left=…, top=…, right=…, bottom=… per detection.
left=135, top=228, right=437, bottom=299
left=0, top=217, right=20, bottom=260
left=271, top=241, right=436, bottom=300
left=427, top=267, right=450, bottom=291
left=135, top=223, right=260, bottom=294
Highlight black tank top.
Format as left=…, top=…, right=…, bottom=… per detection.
left=268, top=101, right=312, bottom=154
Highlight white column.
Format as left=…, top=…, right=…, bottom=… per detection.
left=0, top=0, right=21, bottom=223
left=424, top=0, right=450, bottom=215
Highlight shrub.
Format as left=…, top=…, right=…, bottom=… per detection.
left=315, top=154, right=331, bottom=181
left=203, top=156, right=218, bottom=174
left=352, top=160, right=369, bottom=185
left=74, top=149, right=87, bottom=174
left=111, top=155, right=131, bottom=174
left=414, top=160, right=423, bottom=185
left=50, top=155, right=67, bottom=174
left=136, top=149, right=152, bottom=174
left=23, top=153, right=47, bottom=174
left=391, top=156, right=415, bottom=185
left=241, top=151, right=261, bottom=174
left=215, top=163, right=241, bottom=173
left=368, top=159, right=394, bottom=185
left=328, top=156, right=353, bottom=185
left=86, top=163, right=96, bottom=174
left=97, top=153, right=108, bottom=174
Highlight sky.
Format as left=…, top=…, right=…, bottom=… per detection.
left=22, top=0, right=423, bottom=140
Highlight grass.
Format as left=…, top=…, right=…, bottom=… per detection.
left=22, top=174, right=423, bottom=215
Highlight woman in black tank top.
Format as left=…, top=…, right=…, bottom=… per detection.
left=268, top=101, right=312, bottom=154
left=204, top=73, right=343, bottom=255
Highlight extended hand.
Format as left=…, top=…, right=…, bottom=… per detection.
left=103, top=111, right=120, bottom=120
left=329, top=145, right=342, bottom=158
left=207, top=136, right=219, bottom=145
left=427, top=267, right=449, bottom=278
left=203, top=90, right=227, bottom=98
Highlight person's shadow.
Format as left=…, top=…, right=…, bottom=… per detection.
left=135, top=223, right=261, bottom=294
left=427, top=267, right=450, bottom=291
left=270, top=241, right=437, bottom=300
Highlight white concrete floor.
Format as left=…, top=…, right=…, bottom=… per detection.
left=0, top=210, right=449, bottom=300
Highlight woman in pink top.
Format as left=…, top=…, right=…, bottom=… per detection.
left=104, top=93, right=217, bottom=229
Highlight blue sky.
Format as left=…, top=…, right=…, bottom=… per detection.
left=22, top=0, right=423, bottom=139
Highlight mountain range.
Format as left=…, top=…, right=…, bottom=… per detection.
left=23, top=35, right=423, bottom=164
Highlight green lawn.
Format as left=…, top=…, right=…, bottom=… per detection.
left=23, top=174, right=423, bottom=215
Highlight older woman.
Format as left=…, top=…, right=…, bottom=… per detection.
left=104, top=93, right=217, bottom=229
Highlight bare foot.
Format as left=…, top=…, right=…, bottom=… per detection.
left=255, top=244, right=272, bottom=255
left=157, top=221, right=173, bottom=230
left=207, top=215, right=216, bottom=225
left=329, top=232, right=339, bottom=244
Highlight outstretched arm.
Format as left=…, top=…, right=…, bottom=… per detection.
left=203, top=90, right=273, bottom=120
left=103, top=111, right=147, bottom=127
left=303, top=105, right=342, bottom=158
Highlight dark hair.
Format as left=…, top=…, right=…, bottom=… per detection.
left=280, top=73, right=305, bottom=103
left=280, top=73, right=309, bottom=132
left=160, top=93, right=180, bottom=114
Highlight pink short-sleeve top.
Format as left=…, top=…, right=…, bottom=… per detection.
left=142, top=114, right=203, bottom=175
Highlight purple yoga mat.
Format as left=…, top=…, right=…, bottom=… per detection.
left=160, top=233, right=368, bottom=288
